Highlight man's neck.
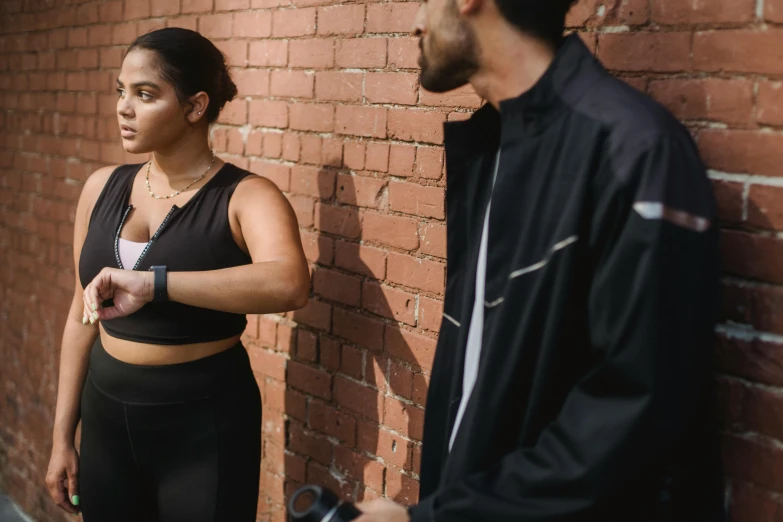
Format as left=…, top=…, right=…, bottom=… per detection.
left=470, top=29, right=558, bottom=111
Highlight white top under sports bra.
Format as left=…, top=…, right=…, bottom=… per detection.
left=117, top=238, right=146, bottom=270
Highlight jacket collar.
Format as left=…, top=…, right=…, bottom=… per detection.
left=444, top=33, right=605, bottom=151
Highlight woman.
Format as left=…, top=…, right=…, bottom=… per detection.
left=44, top=28, right=310, bottom=521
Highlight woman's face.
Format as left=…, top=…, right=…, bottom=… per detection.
left=116, top=49, right=193, bottom=154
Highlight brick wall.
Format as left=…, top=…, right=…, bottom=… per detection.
left=0, top=0, right=781, bottom=521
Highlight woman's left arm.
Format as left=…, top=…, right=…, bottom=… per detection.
left=86, top=176, right=310, bottom=319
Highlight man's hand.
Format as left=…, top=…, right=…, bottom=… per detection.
left=355, top=498, right=410, bottom=522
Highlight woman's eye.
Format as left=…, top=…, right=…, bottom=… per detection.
left=139, top=92, right=153, bottom=101
left=116, top=88, right=125, bottom=97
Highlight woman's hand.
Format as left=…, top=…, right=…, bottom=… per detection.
left=82, top=267, right=154, bottom=323
left=45, top=444, right=80, bottom=515
left=355, top=499, right=410, bottom=522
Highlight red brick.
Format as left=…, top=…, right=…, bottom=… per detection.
left=318, top=4, right=365, bottom=36
left=217, top=98, right=247, bottom=125
left=388, top=109, right=445, bottom=144
left=313, top=268, right=362, bottom=306
left=366, top=72, right=419, bottom=105
left=377, top=429, right=412, bottom=469
left=723, top=434, right=783, bottom=491
left=723, top=282, right=783, bottom=335
left=292, top=165, right=335, bottom=198
left=286, top=361, right=332, bottom=400
left=99, top=0, right=124, bottom=22
left=721, top=230, right=783, bottom=284
left=362, top=213, right=419, bottom=251
left=333, top=446, right=384, bottom=491
left=390, top=142, right=422, bottom=176
left=335, top=376, right=384, bottom=420
left=289, top=39, right=335, bottom=69
left=333, top=308, right=385, bottom=351
left=249, top=160, right=290, bottom=191
left=290, top=421, right=332, bottom=466
left=748, top=185, right=783, bottom=230
left=288, top=194, right=314, bottom=227
left=366, top=143, right=390, bottom=172
left=388, top=361, right=414, bottom=401
left=420, top=84, right=482, bottom=109
left=233, top=11, right=272, bottom=37
left=292, top=299, right=332, bottom=331
left=757, top=81, right=783, bottom=126
left=301, top=230, right=335, bottom=265
left=700, top=130, right=783, bottom=177
left=598, top=32, right=691, bottom=72
left=249, top=40, right=288, bottom=67
left=336, top=174, right=386, bottom=208
left=233, top=68, right=270, bottom=97
left=768, top=0, right=783, bottom=22
left=385, top=326, right=437, bottom=371
left=273, top=8, right=316, bottom=37
left=366, top=3, right=419, bottom=34
left=290, top=103, right=334, bottom=132
left=334, top=241, right=387, bottom=279
left=730, top=482, right=783, bottom=522
left=694, top=29, right=783, bottom=75
left=271, top=70, right=314, bottom=99
left=299, top=134, right=320, bottom=163
left=248, top=345, right=286, bottom=381
left=362, top=282, right=415, bottom=325
left=341, top=344, right=365, bottom=380
left=389, top=182, right=444, bottom=219
left=715, top=333, right=783, bottom=387
left=216, top=0, right=250, bottom=10
left=418, top=296, right=443, bottom=332
left=249, top=100, right=287, bottom=128
left=315, top=203, right=361, bottom=239
left=320, top=335, right=341, bottom=370
left=310, top=400, right=357, bottom=446
left=648, top=79, right=753, bottom=125
left=200, top=13, right=233, bottom=39
left=316, top=72, right=362, bottom=102
left=322, top=138, right=343, bottom=167
left=711, top=180, right=743, bottom=224
left=386, top=468, right=419, bottom=505
left=336, top=106, right=388, bottom=138
left=383, top=396, right=424, bottom=441
left=167, top=15, right=199, bottom=31
left=336, top=38, right=387, bottom=68
left=741, top=385, right=783, bottom=441
left=652, top=0, right=755, bottom=24
left=389, top=37, right=419, bottom=69
left=182, top=0, right=212, bottom=13
left=415, top=147, right=444, bottom=180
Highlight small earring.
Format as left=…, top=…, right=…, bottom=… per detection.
left=198, top=111, right=202, bottom=115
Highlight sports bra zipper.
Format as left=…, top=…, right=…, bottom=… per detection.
left=114, top=205, right=177, bottom=270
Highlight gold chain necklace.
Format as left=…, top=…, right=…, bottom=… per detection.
left=145, top=153, right=216, bottom=200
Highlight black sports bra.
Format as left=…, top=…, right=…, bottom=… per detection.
left=79, top=163, right=253, bottom=345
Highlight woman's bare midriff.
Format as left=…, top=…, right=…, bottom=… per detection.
left=99, top=327, right=242, bottom=365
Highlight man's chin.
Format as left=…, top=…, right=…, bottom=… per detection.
left=420, top=65, right=471, bottom=94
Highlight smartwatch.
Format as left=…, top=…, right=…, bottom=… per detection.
left=149, top=265, right=168, bottom=303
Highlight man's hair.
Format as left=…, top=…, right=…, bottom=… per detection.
left=494, top=0, right=579, bottom=46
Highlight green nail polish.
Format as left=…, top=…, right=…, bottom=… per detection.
left=91, top=303, right=96, bottom=311
left=92, top=312, right=99, bottom=320
left=82, top=317, right=87, bottom=325
left=71, top=495, right=80, bottom=506
left=89, top=317, right=95, bottom=325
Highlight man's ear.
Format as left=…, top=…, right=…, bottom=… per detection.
left=186, top=91, right=210, bottom=123
left=457, top=0, right=484, bottom=16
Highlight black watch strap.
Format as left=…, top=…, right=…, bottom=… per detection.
left=149, top=265, right=168, bottom=303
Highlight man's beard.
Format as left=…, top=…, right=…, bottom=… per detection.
left=419, top=21, right=479, bottom=93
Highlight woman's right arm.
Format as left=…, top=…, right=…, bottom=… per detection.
left=46, top=166, right=116, bottom=514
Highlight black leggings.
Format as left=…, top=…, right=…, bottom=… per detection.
left=79, top=339, right=262, bottom=522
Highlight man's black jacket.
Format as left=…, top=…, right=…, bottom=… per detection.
left=408, top=34, right=725, bottom=522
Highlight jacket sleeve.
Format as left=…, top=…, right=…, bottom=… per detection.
left=407, top=134, right=721, bottom=522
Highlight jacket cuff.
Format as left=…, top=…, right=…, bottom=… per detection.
left=407, top=494, right=436, bottom=522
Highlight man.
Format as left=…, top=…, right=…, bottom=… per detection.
left=357, top=0, right=725, bottom=521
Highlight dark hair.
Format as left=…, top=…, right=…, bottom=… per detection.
left=494, top=0, right=578, bottom=47
left=127, top=28, right=237, bottom=123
